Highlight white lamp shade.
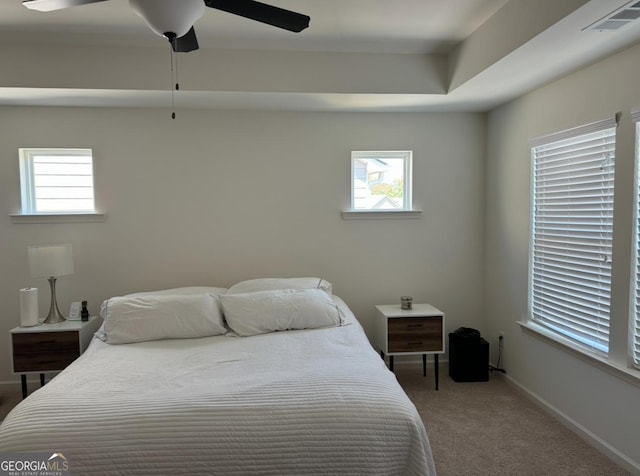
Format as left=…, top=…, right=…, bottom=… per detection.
left=28, top=244, right=74, bottom=278
left=129, top=0, right=205, bottom=38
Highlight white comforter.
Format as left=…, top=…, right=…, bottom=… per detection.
left=0, top=297, right=436, bottom=475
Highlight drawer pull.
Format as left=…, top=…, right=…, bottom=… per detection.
left=37, top=340, right=57, bottom=345
left=38, top=360, right=57, bottom=365
left=407, top=324, right=423, bottom=328
left=408, top=342, right=423, bottom=346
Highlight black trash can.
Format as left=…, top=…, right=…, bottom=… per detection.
left=448, top=327, right=489, bottom=382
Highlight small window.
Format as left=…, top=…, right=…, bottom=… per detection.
left=19, top=148, right=95, bottom=214
left=351, top=151, right=412, bottom=211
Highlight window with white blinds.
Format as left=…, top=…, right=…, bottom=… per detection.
left=630, top=110, right=640, bottom=369
left=19, top=148, right=95, bottom=214
left=529, top=117, right=616, bottom=355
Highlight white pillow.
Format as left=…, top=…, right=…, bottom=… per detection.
left=125, top=286, right=228, bottom=298
left=100, top=293, right=226, bottom=344
left=220, top=288, right=344, bottom=337
left=227, top=277, right=332, bottom=295
left=94, top=287, right=228, bottom=342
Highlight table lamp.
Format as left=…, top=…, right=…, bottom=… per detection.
left=27, top=244, right=74, bottom=324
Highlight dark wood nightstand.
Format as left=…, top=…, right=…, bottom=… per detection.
left=373, top=304, right=445, bottom=390
left=10, top=317, right=102, bottom=398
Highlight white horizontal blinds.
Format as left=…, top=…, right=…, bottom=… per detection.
left=630, top=109, right=640, bottom=369
left=29, top=149, right=95, bottom=213
left=530, top=118, right=616, bottom=354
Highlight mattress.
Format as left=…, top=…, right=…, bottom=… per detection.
left=0, top=296, right=436, bottom=475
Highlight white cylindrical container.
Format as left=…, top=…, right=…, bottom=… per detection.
left=20, top=287, right=39, bottom=327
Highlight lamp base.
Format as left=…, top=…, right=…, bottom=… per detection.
left=43, top=277, right=66, bottom=324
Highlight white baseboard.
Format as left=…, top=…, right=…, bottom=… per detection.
left=503, top=373, right=640, bottom=475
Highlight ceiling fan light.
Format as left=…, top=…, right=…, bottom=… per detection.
left=129, top=0, right=205, bottom=39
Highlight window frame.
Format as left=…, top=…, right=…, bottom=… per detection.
left=528, top=116, right=617, bottom=357
left=19, top=147, right=97, bottom=215
left=349, top=150, right=413, bottom=212
left=630, top=110, right=640, bottom=370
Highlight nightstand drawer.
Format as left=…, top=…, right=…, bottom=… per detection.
left=388, top=317, right=443, bottom=353
left=13, top=351, right=79, bottom=372
left=12, top=332, right=80, bottom=353
left=374, top=304, right=445, bottom=390
left=10, top=317, right=103, bottom=399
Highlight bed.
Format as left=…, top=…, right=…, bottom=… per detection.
left=0, top=278, right=436, bottom=475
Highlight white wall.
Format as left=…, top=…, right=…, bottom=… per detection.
left=0, top=108, right=486, bottom=383
left=486, top=42, right=640, bottom=472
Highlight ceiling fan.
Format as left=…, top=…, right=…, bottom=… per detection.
left=22, top=0, right=311, bottom=52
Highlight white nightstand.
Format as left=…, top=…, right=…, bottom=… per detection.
left=373, top=304, right=445, bottom=390
left=10, top=317, right=102, bottom=399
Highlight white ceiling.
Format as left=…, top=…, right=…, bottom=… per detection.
left=2, top=0, right=640, bottom=112
left=1, top=0, right=508, bottom=54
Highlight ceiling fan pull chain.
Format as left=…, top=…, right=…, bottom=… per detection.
left=175, top=51, right=180, bottom=91
left=169, top=45, right=176, bottom=119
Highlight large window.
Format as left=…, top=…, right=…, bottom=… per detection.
left=19, top=148, right=95, bottom=214
left=631, top=112, right=640, bottom=369
left=351, top=151, right=412, bottom=211
left=529, top=117, right=616, bottom=355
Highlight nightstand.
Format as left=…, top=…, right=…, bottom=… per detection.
left=10, top=317, right=102, bottom=399
left=374, top=304, right=445, bottom=390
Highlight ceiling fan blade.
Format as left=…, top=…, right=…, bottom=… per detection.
left=22, top=0, right=109, bottom=12
left=204, top=0, right=310, bottom=33
left=172, top=27, right=199, bottom=53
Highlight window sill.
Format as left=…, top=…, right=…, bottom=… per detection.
left=341, top=210, right=422, bottom=220
left=10, top=213, right=106, bottom=224
left=517, top=320, right=640, bottom=388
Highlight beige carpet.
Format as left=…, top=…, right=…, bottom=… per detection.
left=0, top=391, right=22, bottom=422
left=395, top=366, right=630, bottom=476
